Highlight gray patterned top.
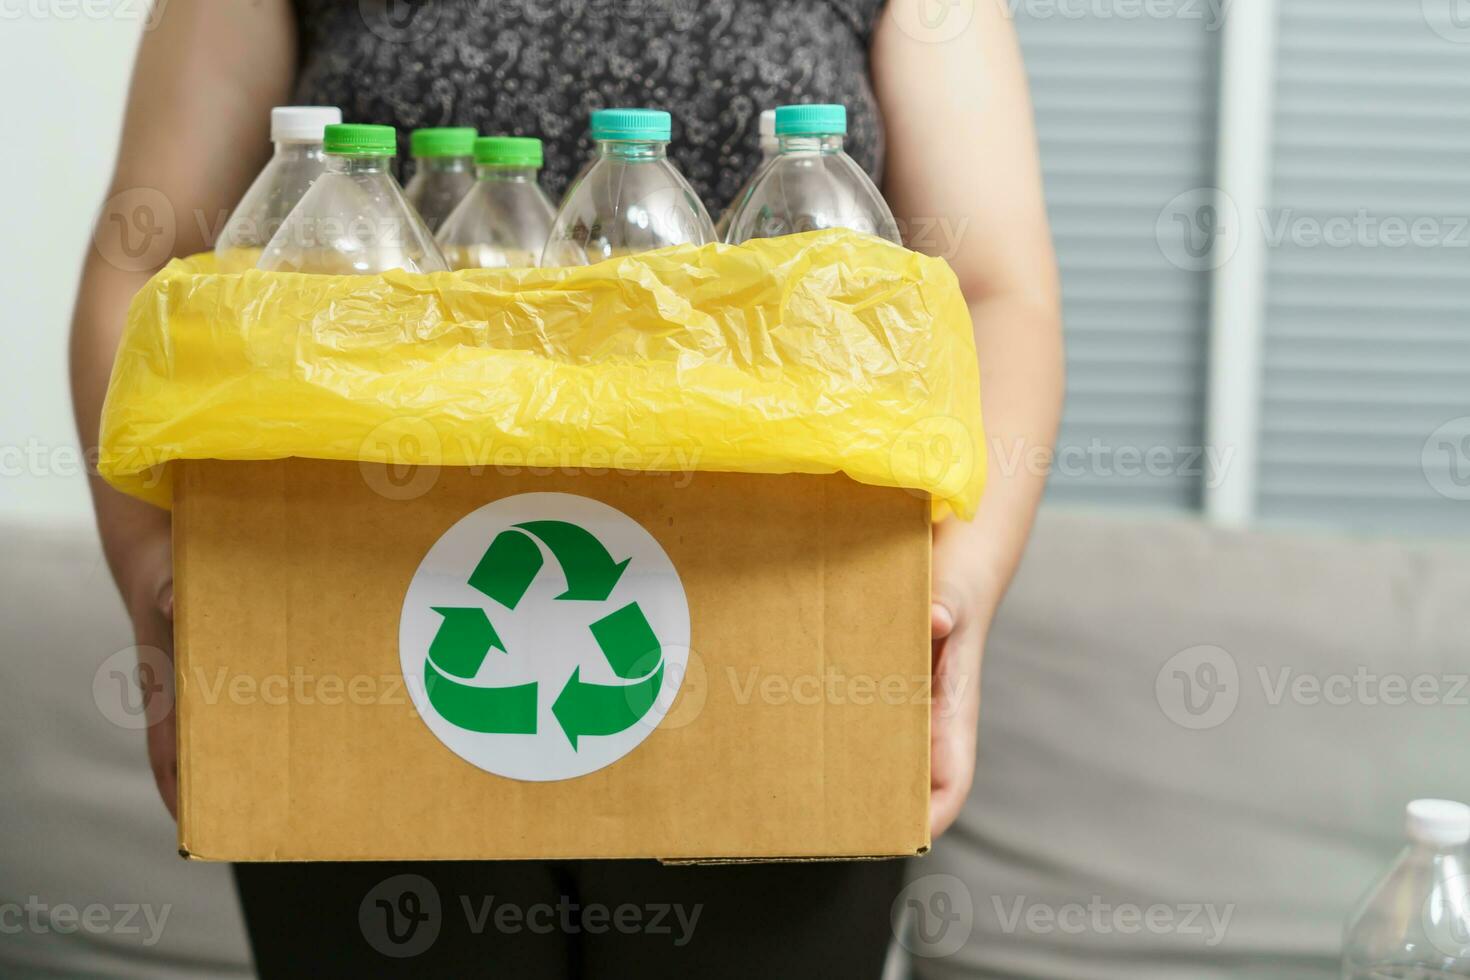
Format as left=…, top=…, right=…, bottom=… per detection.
left=291, top=0, right=888, bottom=211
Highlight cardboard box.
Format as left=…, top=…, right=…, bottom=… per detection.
left=173, top=457, right=931, bottom=862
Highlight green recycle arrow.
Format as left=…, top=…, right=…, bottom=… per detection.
left=552, top=601, right=666, bottom=750
left=423, top=607, right=533, bottom=734
left=423, top=520, right=666, bottom=750
left=469, top=521, right=629, bottom=609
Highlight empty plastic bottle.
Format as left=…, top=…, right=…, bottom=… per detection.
left=1342, top=799, right=1470, bottom=979
left=724, top=103, right=901, bottom=245
left=215, top=106, right=341, bottom=272
left=403, top=127, right=478, bottom=232
left=714, top=108, right=777, bottom=241
left=257, top=123, right=447, bottom=274
left=541, top=108, right=715, bottom=266
left=436, top=136, right=556, bottom=269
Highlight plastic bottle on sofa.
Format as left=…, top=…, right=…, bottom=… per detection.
left=714, top=109, right=777, bottom=241
left=403, top=127, right=478, bottom=232
left=435, top=137, right=555, bottom=269
left=1342, top=799, right=1470, bottom=978
left=215, top=106, right=342, bottom=273
left=724, top=103, right=901, bottom=245
left=257, top=124, right=447, bottom=274
left=540, top=108, right=715, bottom=266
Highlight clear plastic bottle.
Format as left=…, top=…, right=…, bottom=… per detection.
left=214, top=106, right=342, bottom=272
left=541, top=108, right=715, bottom=266
left=714, top=108, right=777, bottom=241
left=724, top=103, right=901, bottom=245
left=257, top=123, right=447, bottom=274
left=436, top=136, right=556, bottom=269
left=1342, top=800, right=1470, bottom=979
left=403, top=127, right=477, bottom=233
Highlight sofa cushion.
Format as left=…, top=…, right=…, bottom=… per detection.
left=907, top=510, right=1470, bottom=979
left=0, top=520, right=251, bottom=978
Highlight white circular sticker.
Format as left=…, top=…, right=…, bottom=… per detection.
left=399, top=493, right=690, bottom=781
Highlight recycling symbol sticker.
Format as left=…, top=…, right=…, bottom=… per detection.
left=399, top=493, right=690, bottom=781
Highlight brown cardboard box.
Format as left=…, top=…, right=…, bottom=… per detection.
left=173, top=457, right=931, bottom=862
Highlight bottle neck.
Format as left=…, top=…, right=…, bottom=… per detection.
left=777, top=133, right=845, bottom=155
left=597, top=140, right=668, bottom=162
left=1403, top=839, right=1470, bottom=869
left=326, top=154, right=394, bottom=176
left=476, top=165, right=539, bottom=183
left=273, top=140, right=326, bottom=163
left=414, top=155, right=474, bottom=175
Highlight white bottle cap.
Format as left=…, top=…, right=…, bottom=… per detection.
left=271, top=106, right=343, bottom=143
left=759, top=109, right=776, bottom=139
left=1407, top=799, right=1470, bottom=846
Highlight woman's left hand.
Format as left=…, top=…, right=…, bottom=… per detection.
left=927, top=517, right=998, bottom=838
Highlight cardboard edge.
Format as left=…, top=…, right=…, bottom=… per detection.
left=172, top=461, right=193, bottom=860
left=659, top=848, right=928, bottom=866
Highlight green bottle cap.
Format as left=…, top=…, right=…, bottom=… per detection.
left=590, top=108, right=671, bottom=142
left=410, top=127, right=478, bottom=158
left=475, top=136, right=543, bottom=168
left=774, top=104, right=847, bottom=137
left=323, top=123, right=397, bottom=157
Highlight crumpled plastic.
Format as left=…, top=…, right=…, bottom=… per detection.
left=98, top=229, right=985, bottom=518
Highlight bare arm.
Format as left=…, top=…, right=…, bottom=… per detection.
left=69, top=0, right=298, bottom=816
left=872, top=0, right=1065, bottom=835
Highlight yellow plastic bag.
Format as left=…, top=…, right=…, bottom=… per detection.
left=98, top=229, right=985, bottom=517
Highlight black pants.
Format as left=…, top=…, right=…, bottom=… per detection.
left=234, top=858, right=904, bottom=978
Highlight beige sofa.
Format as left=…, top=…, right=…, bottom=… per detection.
left=904, top=510, right=1470, bottom=978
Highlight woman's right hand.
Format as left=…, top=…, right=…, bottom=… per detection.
left=118, top=520, right=178, bottom=819
left=68, top=1, right=299, bottom=820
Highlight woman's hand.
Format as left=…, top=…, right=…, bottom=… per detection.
left=928, top=520, right=998, bottom=837
left=874, top=0, right=1065, bottom=838
left=69, top=1, right=297, bottom=820
left=117, top=519, right=178, bottom=819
